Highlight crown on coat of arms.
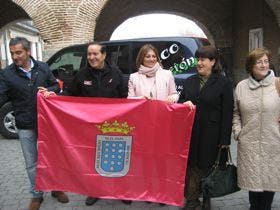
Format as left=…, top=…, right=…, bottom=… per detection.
left=96, top=120, right=134, bottom=135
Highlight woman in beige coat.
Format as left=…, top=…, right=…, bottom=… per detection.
left=233, top=48, right=280, bottom=210
left=128, top=44, right=178, bottom=103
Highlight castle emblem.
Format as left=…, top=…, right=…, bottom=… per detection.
left=95, top=121, right=134, bottom=177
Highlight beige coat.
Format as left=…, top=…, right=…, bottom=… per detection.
left=233, top=71, right=280, bottom=192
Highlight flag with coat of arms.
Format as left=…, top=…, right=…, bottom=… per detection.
left=35, top=93, right=195, bottom=206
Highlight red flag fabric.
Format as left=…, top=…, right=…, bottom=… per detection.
left=36, top=93, right=195, bottom=206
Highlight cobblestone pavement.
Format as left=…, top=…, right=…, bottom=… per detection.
left=0, top=138, right=279, bottom=210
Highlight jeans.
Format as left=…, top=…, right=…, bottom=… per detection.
left=18, top=129, right=43, bottom=198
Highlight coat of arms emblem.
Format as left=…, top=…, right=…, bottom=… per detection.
left=95, top=121, right=134, bottom=177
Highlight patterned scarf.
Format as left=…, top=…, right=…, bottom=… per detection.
left=199, top=74, right=209, bottom=90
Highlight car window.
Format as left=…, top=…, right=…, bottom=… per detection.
left=48, top=49, right=85, bottom=90
left=49, top=50, right=84, bottom=78
left=106, top=45, right=118, bottom=65
left=157, top=42, right=197, bottom=75
left=50, top=52, right=84, bottom=73
left=106, top=44, right=130, bottom=74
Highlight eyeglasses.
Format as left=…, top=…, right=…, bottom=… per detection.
left=256, top=60, right=269, bottom=66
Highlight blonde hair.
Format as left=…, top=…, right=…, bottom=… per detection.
left=136, top=44, right=161, bottom=69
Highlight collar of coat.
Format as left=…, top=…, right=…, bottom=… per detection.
left=14, top=56, right=38, bottom=73
left=248, top=70, right=274, bottom=90
left=87, top=61, right=112, bottom=75
left=198, top=72, right=219, bottom=91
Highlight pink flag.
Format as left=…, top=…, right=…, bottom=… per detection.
left=36, top=94, right=195, bottom=206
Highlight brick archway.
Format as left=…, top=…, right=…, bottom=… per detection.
left=94, top=0, right=280, bottom=83
left=13, top=0, right=62, bottom=48
left=12, top=0, right=107, bottom=52
left=0, top=0, right=29, bottom=28
left=94, top=0, right=233, bottom=49
left=265, top=0, right=280, bottom=26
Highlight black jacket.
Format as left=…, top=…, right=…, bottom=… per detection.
left=179, top=73, right=233, bottom=168
left=66, top=62, right=127, bottom=98
left=0, top=57, right=60, bottom=129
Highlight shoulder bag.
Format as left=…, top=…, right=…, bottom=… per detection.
left=201, top=146, right=240, bottom=198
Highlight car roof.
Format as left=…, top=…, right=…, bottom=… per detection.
left=102, top=36, right=208, bottom=43
left=56, top=36, right=209, bottom=50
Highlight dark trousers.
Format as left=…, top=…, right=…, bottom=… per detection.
left=184, top=165, right=211, bottom=201
left=249, top=191, right=275, bottom=210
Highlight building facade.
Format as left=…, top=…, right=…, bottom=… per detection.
left=0, top=20, right=43, bottom=69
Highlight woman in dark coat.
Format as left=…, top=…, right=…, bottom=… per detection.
left=180, top=45, right=234, bottom=210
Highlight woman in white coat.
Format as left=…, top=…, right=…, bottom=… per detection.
left=233, top=48, right=280, bottom=210
left=127, top=44, right=178, bottom=206
left=128, top=44, right=178, bottom=103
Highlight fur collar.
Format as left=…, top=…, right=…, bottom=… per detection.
left=248, top=70, right=274, bottom=90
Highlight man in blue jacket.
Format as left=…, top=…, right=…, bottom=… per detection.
left=0, top=37, right=69, bottom=210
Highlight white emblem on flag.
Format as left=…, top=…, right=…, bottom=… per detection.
left=84, top=80, right=92, bottom=85
left=95, top=135, right=132, bottom=177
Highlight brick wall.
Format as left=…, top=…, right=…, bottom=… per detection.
left=13, top=0, right=107, bottom=58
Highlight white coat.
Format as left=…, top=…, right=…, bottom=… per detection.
left=128, top=68, right=178, bottom=102
left=233, top=71, right=280, bottom=192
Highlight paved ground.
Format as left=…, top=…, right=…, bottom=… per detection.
left=0, top=138, right=279, bottom=210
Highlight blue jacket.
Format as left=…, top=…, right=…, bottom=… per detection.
left=0, top=57, right=60, bottom=129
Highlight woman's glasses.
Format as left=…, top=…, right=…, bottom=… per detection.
left=256, top=60, right=269, bottom=66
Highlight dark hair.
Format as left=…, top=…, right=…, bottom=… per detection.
left=136, top=44, right=161, bottom=69
left=87, top=41, right=106, bottom=54
left=245, top=48, right=270, bottom=74
left=195, top=45, right=222, bottom=73
left=9, top=37, right=30, bottom=51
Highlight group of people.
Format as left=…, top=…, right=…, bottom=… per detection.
left=0, top=36, right=279, bottom=210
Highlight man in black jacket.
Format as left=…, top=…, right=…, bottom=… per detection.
left=65, top=42, right=128, bottom=205
left=66, top=42, right=127, bottom=98
left=0, top=37, right=69, bottom=210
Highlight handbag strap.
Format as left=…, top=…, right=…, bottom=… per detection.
left=275, top=77, right=280, bottom=97
left=227, top=148, right=233, bottom=164
left=213, top=146, right=232, bottom=168
left=213, top=147, right=223, bottom=168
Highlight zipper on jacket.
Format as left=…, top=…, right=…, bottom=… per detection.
left=97, top=71, right=102, bottom=97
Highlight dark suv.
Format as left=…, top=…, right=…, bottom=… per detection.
left=0, top=36, right=210, bottom=139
